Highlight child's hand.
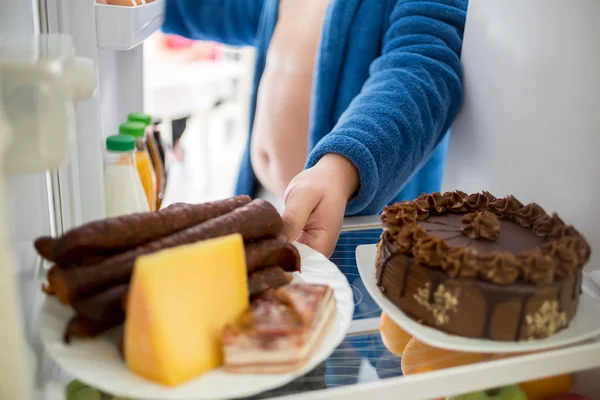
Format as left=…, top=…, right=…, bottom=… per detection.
left=281, top=154, right=359, bottom=257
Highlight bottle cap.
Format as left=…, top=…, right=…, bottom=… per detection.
left=106, top=135, right=135, bottom=152
left=119, top=121, right=146, bottom=138
left=127, top=112, right=153, bottom=127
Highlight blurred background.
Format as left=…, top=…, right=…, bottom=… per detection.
left=143, top=32, right=255, bottom=206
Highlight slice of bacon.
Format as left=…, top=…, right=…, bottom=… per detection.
left=222, top=284, right=336, bottom=373
left=275, top=284, right=331, bottom=327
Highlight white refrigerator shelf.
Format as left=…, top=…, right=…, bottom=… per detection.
left=95, top=0, right=165, bottom=51
left=278, top=338, right=600, bottom=400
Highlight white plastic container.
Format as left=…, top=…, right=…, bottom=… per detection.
left=0, top=35, right=96, bottom=174
left=103, top=135, right=150, bottom=218
left=96, top=0, right=165, bottom=50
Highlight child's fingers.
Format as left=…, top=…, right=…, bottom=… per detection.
left=297, top=228, right=335, bottom=258
left=281, top=185, right=319, bottom=243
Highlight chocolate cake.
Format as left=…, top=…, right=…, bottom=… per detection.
left=375, top=191, right=591, bottom=341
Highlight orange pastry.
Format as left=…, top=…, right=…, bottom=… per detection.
left=379, top=312, right=412, bottom=357
left=401, top=337, right=484, bottom=375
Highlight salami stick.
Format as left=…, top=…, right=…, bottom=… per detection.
left=34, top=236, right=56, bottom=262
left=48, top=199, right=282, bottom=304
left=63, top=315, right=121, bottom=344
left=116, top=332, right=125, bottom=360
left=244, top=239, right=301, bottom=274
left=71, top=284, right=128, bottom=325
left=48, top=195, right=252, bottom=266
left=248, top=266, right=293, bottom=296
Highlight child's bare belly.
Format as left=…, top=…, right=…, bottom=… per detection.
left=251, top=0, right=330, bottom=197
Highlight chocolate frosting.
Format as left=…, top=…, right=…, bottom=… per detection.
left=461, top=211, right=501, bottom=240
left=380, top=190, right=591, bottom=285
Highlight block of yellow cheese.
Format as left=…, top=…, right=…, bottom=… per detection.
left=124, top=233, right=249, bottom=386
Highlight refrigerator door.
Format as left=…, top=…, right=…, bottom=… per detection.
left=0, top=73, right=33, bottom=400
left=0, top=34, right=96, bottom=400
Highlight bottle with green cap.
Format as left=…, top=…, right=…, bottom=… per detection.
left=103, top=134, right=149, bottom=218
left=119, top=121, right=157, bottom=211
left=127, top=112, right=165, bottom=210
left=127, top=111, right=152, bottom=126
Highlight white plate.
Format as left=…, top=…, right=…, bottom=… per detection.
left=356, top=244, right=600, bottom=353
left=39, top=243, right=354, bottom=399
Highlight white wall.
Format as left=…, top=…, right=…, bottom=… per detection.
left=443, top=0, right=600, bottom=272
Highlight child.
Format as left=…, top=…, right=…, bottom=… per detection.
left=163, top=0, right=468, bottom=256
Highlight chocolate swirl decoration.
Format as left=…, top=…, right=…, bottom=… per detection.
left=413, top=198, right=430, bottom=220
left=482, top=191, right=497, bottom=203
left=414, top=236, right=449, bottom=267
left=531, top=214, right=553, bottom=237
left=562, top=235, right=592, bottom=265
left=551, top=212, right=565, bottom=227
left=393, top=225, right=428, bottom=254
left=478, top=252, right=520, bottom=285
left=489, top=195, right=524, bottom=219
left=532, top=212, right=567, bottom=238
left=467, top=192, right=490, bottom=211
left=516, top=250, right=556, bottom=285
left=461, top=211, right=501, bottom=240
left=379, top=190, right=592, bottom=286
left=425, top=192, right=448, bottom=215
left=514, top=203, right=546, bottom=228
left=381, top=202, right=416, bottom=232
left=548, top=224, right=579, bottom=241
left=443, top=190, right=469, bottom=212
left=540, top=241, right=579, bottom=278
left=441, top=246, right=478, bottom=278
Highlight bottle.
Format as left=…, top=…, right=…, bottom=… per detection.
left=152, top=118, right=167, bottom=171
left=152, top=118, right=168, bottom=203
left=104, top=135, right=149, bottom=218
left=119, top=122, right=157, bottom=211
left=127, top=112, right=165, bottom=210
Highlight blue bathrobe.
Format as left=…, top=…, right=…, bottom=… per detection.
left=163, top=0, right=467, bottom=215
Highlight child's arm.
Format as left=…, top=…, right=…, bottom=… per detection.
left=308, top=0, right=467, bottom=216
left=282, top=0, right=467, bottom=256
left=162, top=0, right=265, bottom=46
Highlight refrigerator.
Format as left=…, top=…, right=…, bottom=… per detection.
left=1, top=0, right=600, bottom=399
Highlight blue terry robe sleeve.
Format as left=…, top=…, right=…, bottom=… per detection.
left=306, top=0, right=467, bottom=216
left=162, top=0, right=265, bottom=46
